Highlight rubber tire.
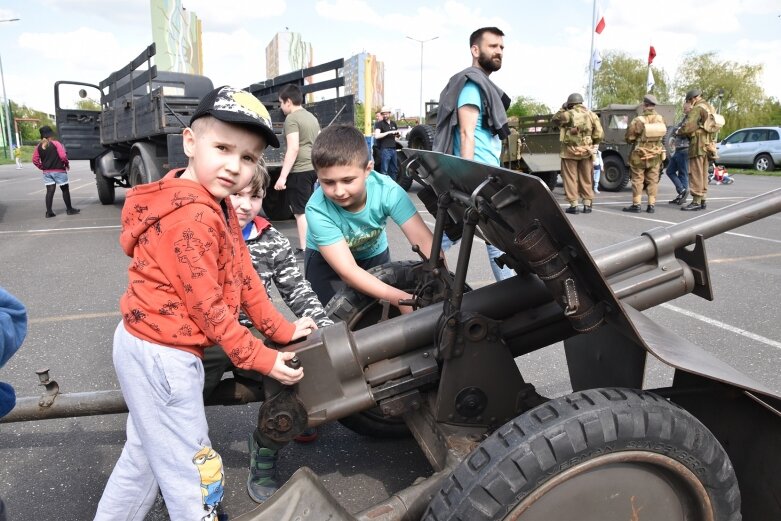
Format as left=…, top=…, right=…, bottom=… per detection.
left=95, top=169, right=115, bottom=205
left=600, top=155, right=629, bottom=192
left=327, top=261, right=424, bottom=439
left=754, top=153, right=774, bottom=172
left=129, top=154, right=149, bottom=188
left=663, top=125, right=677, bottom=159
left=423, top=388, right=740, bottom=521
left=407, top=124, right=435, bottom=151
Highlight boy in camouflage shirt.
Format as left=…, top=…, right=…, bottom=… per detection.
left=202, top=162, right=332, bottom=504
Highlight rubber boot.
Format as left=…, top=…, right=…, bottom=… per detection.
left=247, top=434, right=279, bottom=503
left=61, top=185, right=80, bottom=215
left=45, top=185, right=56, bottom=217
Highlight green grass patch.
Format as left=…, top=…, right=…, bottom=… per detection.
left=728, top=167, right=781, bottom=177
left=0, top=145, right=36, bottom=166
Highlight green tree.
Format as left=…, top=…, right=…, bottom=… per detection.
left=75, top=98, right=101, bottom=111
left=507, top=96, right=551, bottom=118
left=675, top=51, right=768, bottom=137
left=592, top=51, right=670, bottom=108
left=8, top=101, right=56, bottom=145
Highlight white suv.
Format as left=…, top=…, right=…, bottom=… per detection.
left=716, top=126, right=781, bottom=171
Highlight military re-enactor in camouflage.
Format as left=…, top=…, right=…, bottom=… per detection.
left=552, top=93, right=604, bottom=214
left=202, top=163, right=333, bottom=503
left=677, top=88, right=716, bottom=211
left=622, top=94, right=667, bottom=214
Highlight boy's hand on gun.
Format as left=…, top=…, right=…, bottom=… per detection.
left=396, top=292, right=415, bottom=315
left=291, top=316, right=317, bottom=340
left=269, top=351, right=304, bottom=385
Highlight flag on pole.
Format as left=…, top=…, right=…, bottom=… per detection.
left=595, top=2, right=606, bottom=34
left=646, top=67, right=655, bottom=93
left=592, top=47, right=602, bottom=72
left=648, top=45, right=656, bottom=65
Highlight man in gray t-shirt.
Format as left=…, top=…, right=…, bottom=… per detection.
left=274, top=84, right=321, bottom=252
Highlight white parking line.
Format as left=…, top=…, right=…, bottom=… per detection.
left=0, top=225, right=121, bottom=235
left=661, top=303, right=781, bottom=350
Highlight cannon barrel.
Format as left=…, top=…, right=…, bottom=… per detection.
left=594, top=188, right=781, bottom=277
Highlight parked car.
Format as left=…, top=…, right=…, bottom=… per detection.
left=716, top=126, right=781, bottom=171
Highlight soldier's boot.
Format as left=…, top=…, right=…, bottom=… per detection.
left=681, top=202, right=705, bottom=211
left=582, top=205, right=593, bottom=214
left=247, top=434, right=279, bottom=503
left=565, top=206, right=579, bottom=215
left=646, top=204, right=655, bottom=213
left=622, top=204, right=642, bottom=213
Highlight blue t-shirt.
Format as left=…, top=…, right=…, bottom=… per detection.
left=453, top=80, right=502, bottom=166
left=305, top=170, right=417, bottom=260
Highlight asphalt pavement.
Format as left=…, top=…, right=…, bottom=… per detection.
left=0, top=160, right=779, bottom=519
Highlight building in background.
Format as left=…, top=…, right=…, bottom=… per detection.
left=150, top=0, right=203, bottom=74
left=343, top=52, right=384, bottom=111
left=266, top=31, right=314, bottom=78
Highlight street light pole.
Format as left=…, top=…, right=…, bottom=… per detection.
left=0, top=18, right=20, bottom=159
left=406, top=35, right=438, bottom=124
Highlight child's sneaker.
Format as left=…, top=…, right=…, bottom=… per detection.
left=247, top=434, right=279, bottom=503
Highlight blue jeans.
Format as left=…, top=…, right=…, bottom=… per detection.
left=441, top=235, right=514, bottom=282
left=379, top=148, right=398, bottom=181
left=666, top=148, right=689, bottom=194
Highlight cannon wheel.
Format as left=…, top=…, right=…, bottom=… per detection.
left=326, top=261, right=424, bottom=438
left=424, top=388, right=740, bottom=521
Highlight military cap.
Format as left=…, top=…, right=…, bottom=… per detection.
left=643, top=94, right=658, bottom=106
left=685, top=88, right=702, bottom=101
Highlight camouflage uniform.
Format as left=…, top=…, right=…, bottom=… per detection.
left=678, top=98, right=717, bottom=204
left=625, top=108, right=666, bottom=207
left=203, top=223, right=332, bottom=398
left=552, top=104, right=604, bottom=211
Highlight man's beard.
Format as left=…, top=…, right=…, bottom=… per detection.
left=478, top=52, right=502, bottom=73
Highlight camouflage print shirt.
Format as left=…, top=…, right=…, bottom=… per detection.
left=239, top=217, right=333, bottom=329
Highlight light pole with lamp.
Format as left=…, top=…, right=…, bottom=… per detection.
left=406, top=35, right=438, bottom=124
left=0, top=17, right=20, bottom=159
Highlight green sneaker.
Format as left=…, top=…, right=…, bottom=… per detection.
left=247, top=434, right=279, bottom=503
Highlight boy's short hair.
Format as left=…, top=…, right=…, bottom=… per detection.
left=248, top=157, right=270, bottom=198
left=469, top=27, right=504, bottom=47
left=278, top=84, right=304, bottom=106
left=312, top=125, right=370, bottom=170
left=191, top=85, right=280, bottom=148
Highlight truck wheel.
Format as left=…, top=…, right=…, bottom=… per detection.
left=95, top=168, right=115, bottom=205
left=754, top=153, right=774, bottom=172
left=424, top=388, right=740, bottom=521
left=663, top=125, right=676, bottom=159
left=407, top=124, right=435, bottom=151
left=600, top=155, right=629, bottom=192
left=129, top=155, right=149, bottom=187
left=327, top=261, right=424, bottom=438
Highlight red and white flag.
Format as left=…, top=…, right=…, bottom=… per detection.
left=595, top=2, right=606, bottom=34
left=648, top=45, right=657, bottom=65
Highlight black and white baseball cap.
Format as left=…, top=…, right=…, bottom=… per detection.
left=190, top=86, right=279, bottom=148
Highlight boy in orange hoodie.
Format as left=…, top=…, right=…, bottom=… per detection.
left=94, top=86, right=316, bottom=521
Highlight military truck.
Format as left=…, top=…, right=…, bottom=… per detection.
left=54, top=43, right=354, bottom=220
left=405, top=103, right=676, bottom=192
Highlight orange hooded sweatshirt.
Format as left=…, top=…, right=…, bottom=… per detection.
left=119, top=169, right=295, bottom=375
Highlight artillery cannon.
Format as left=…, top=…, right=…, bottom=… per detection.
left=4, top=150, right=780, bottom=521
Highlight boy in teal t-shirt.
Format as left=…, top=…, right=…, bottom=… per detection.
left=304, top=125, right=435, bottom=309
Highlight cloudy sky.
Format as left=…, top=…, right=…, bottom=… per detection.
left=0, top=0, right=779, bottom=119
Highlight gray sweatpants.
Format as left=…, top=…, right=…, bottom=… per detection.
left=94, top=322, right=223, bottom=521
